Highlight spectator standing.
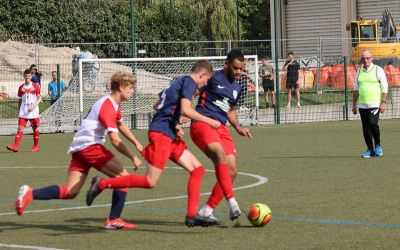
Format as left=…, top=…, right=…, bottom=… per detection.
left=48, top=71, right=66, bottom=105
left=237, top=59, right=254, bottom=108
left=259, top=57, right=275, bottom=108
left=352, top=50, right=388, bottom=158
left=283, top=52, right=301, bottom=107
left=30, top=64, right=42, bottom=87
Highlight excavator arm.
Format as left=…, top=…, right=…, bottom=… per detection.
left=381, top=9, right=397, bottom=41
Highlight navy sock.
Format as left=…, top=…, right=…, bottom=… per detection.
left=33, top=185, right=60, bottom=200
left=109, top=189, right=127, bottom=220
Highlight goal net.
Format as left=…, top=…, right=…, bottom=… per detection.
left=40, top=56, right=259, bottom=133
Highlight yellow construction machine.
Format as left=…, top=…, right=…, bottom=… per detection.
left=350, top=9, right=400, bottom=66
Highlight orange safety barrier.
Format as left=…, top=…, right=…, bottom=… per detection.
left=329, top=64, right=343, bottom=88
left=280, top=71, right=287, bottom=90
left=316, top=66, right=332, bottom=88
left=298, top=69, right=314, bottom=89
left=384, top=65, right=400, bottom=87
left=333, top=66, right=356, bottom=89
left=312, top=66, right=331, bottom=88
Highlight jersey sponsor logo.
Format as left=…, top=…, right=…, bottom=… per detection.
left=213, top=97, right=230, bottom=113
left=217, top=85, right=225, bottom=89
left=233, top=90, right=238, bottom=100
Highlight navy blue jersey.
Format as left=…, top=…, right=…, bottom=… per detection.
left=195, top=70, right=242, bottom=124
left=149, top=75, right=197, bottom=140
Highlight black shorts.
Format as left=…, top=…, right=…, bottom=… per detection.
left=262, top=79, right=274, bottom=92
left=286, top=78, right=299, bottom=89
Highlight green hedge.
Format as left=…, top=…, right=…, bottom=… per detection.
left=0, top=0, right=205, bottom=57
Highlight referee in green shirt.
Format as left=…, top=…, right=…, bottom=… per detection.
left=352, top=50, right=388, bottom=158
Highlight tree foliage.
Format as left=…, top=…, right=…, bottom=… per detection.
left=238, top=0, right=271, bottom=40
left=0, top=0, right=270, bottom=56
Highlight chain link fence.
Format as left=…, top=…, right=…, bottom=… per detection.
left=0, top=39, right=399, bottom=134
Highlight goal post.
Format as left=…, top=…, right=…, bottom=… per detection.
left=40, top=55, right=259, bottom=133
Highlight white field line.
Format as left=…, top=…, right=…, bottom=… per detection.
left=0, top=243, right=68, bottom=250
left=0, top=166, right=268, bottom=217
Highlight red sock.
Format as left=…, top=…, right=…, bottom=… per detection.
left=58, top=184, right=69, bottom=199
left=33, top=130, right=39, bottom=147
left=187, top=166, right=205, bottom=217
left=15, top=130, right=23, bottom=146
left=99, top=175, right=151, bottom=190
left=206, top=183, right=225, bottom=209
left=214, top=163, right=234, bottom=199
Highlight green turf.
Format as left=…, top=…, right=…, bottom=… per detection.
left=0, top=120, right=400, bottom=249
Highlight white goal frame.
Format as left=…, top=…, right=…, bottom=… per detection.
left=38, top=55, right=259, bottom=133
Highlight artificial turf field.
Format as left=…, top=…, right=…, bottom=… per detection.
left=0, top=120, right=399, bottom=250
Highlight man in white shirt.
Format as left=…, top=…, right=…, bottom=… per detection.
left=352, top=50, right=388, bottom=158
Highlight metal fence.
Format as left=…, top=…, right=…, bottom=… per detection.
left=0, top=39, right=399, bottom=135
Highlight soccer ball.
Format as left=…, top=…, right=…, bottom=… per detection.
left=247, top=203, right=272, bottom=227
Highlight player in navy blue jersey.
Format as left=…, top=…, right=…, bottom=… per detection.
left=87, top=60, right=222, bottom=227
left=190, top=49, right=253, bottom=223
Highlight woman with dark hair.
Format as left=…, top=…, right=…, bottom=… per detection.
left=30, top=64, right=42, bottom=86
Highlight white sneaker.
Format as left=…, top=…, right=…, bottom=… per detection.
left=297, top=103, right=301, bottom=107
left=198, top=204, right=212, bottom=217
left=198, top=205, right=223, bottom=225
left=286, top=104, right=291, bottom=108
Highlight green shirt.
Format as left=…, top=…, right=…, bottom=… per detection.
left=259, top=65, right=274, bottom=80
left=358, top=65, right=382, bottom=105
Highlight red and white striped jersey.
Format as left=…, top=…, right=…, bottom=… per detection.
left=18, top=82, right=41, bottom=119
left=68, top=94, right=122, bottom=154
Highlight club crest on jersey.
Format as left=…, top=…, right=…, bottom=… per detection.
left=233, top=90, right=238, bottom=100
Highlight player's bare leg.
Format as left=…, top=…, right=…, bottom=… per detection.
left=86, top=157, right=130, bottom=205
left=296, top=89, right=301, bottom=107
left=287, top=88, right=292, bottom=107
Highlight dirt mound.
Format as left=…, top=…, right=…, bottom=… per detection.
left=0, top=41, right=80, bottom=66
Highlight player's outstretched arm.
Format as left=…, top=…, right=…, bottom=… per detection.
left=180, top=98, right=221, bottom=129
left=117, top=122, right=143, bottom=152
left=227, top=106, right=253, bottom=139
left=108, top=131, right=142, bottom=171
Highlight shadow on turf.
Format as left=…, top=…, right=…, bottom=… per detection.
left=66, top=218, right=230, bottom=233
left=67, top=217, right=182, bottom=226
left=261, top=155, right=364, bottom=159
left=0, top=218, right=252, bottom=234
left=0, top=221, right=104, bottom=235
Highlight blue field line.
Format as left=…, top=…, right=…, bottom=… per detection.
left=273, top=216, right=400, bottom=229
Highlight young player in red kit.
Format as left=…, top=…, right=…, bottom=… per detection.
left=86, top=60, right=221, bottom=227
left=190, top=50, right=253, bottom=224
left=6, top=69, right=42, bottom=153
left=15, top=72, right=143, bottom=230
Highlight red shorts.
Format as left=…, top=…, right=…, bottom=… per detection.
left=18, top=117, right=40, bottom=127
left=68, top=144, right=115, bottom=173
left=190, top=122, right=236, bottom=156
left=142, top=131, right=187, bottom=169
